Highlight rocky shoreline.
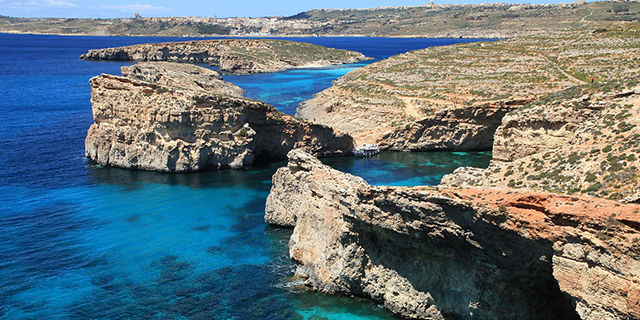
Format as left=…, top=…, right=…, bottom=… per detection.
left=297, top=27, right=640, bottom=150
left=85, top=62, right=353, bottom=172
left=265, top=149, right=640, bottom=320
left=264, top=25, right=640, bottom=320
left=80, top=39, right=369, bottom=74
left=78, top=23, right=640, bottom=319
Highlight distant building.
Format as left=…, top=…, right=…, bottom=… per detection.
left=134, top=12, right=143, bottom=19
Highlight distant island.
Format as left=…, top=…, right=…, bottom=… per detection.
left=2, top=1, right=639, bottom=38
left=80, top=39, right=369, bottom=74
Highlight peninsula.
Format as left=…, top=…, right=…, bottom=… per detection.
left=264, top=22, right=640, bottom=320
left=298, top=25, right=640, bottom=151
left=80, top=39, right=369, bottom=74
left=266, top=149, right=639, bottom=320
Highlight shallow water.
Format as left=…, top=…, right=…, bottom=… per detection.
left=0, top=33, right=489, bottom=319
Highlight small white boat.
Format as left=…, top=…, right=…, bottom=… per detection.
left=353, top=144, right=380, bottom=157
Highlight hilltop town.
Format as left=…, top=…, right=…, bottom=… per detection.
left=1, top=1, right=639, bottom=37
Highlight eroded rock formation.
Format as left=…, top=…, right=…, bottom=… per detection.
left=265, top=149, right=640, bottom=320
left=80, top=39, right=369, bottom=74
left=378, top=104, right=513, bottom=151
left=297, top=27, right=640, bottom=149
left=443, top=79, right=640, bottom=201
left=85, top=62, right=353, bottom=172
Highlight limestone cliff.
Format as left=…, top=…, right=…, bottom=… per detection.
left=442, top=78, right=640, bottom=201
left=80, top=39, right=368, bottom=74
left=378, top=104, right=513, bottom=151
left=297, top=26, right=640, bottom=149
left=265, top=150, right=640, bottom=320
left=85, top=62, right=353, bottom=172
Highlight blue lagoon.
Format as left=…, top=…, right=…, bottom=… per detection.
left=0, top=33, right=489, bottom=319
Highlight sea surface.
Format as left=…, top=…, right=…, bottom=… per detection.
left=0, top=33, right=491, bottom=319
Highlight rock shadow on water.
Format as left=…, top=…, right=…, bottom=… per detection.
left=203, top=195, right=294, bottom=271
left=86, top=159, right=285, bottom=192
left=191, top=224, right=211, bottom=231
left=203, top=215, right=269, bottom=264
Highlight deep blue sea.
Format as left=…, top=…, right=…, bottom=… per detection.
left=0, top=33, right=490, bottom=319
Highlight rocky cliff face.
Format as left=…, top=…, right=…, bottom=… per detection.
left=264, top=25, right=640, bottom=320
left=266, top=150, right=640, bottom=320
left=379, top=104, right=513, bottom=151
left=297, top=27, right=640, bottom=149
left=80, top=39, right=368, bottom=74
left=443, top=79, right=640, bottom=201
left=85, top=62, right=353, bottom=172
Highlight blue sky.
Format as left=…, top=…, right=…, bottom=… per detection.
left=1, top=0, right=579, bottom=19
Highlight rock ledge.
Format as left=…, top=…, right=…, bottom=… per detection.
left=266, top=150, right=640, bottom=320
left=85, top=62, right=353, bottom=172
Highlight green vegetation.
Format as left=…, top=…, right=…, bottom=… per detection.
left=156, top=87, right=170, bottom=94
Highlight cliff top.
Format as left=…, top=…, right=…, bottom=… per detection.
left=438, top=186, right=640, bottom=246
left=297, top=24, right=640, bottom=143
left=119, top=61, right=245, bottom=97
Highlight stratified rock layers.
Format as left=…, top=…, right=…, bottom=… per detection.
left=297, top=28, right=640, bottom=150
left=85, top=62, right=353, bottom=172
left=265, top=150, right=640, bottom=320
left=379, top=105, right=512, bottom=151
left=80, top=39, right=368, bottom=74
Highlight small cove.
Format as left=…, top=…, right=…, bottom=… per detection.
left=0, top=33, right=490, bottom=319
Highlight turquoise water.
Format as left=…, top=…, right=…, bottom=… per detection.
left=0, top=33, right=490, bottom=319
left=225, top=65, right=366, bottom=115
left=323, top=151, right=491, bottom=186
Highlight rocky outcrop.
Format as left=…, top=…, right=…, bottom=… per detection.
left=266, top=28, right=640, bottom=320
left=265, top=150, right=640, bottom=320
left=85, top=62, right=353, bottom=172
left=120, top=62, right=245, bottom=97
left=442, top=79, right=640, bottom=200
left=379, top=105, right=512, bottom=151
left=80, top=39, right=368, bottom=74
left=297, top=27, right=640, bottom=149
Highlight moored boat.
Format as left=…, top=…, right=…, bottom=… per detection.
left=353, top=144, right=380, bottom=157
